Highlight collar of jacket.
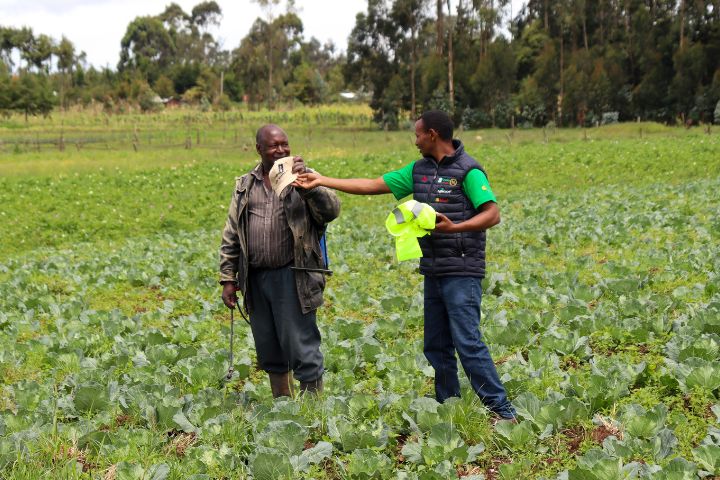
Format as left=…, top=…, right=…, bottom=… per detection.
left=235, top=165, right=260, bottom=194
left=424, top=139, right=465, bottom=165
left=249, top=163, right=264, bottom=180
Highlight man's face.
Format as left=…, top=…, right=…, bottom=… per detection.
left=257, top=129, right=291, bottom=166
left=414, top=120, right=433, bottom=157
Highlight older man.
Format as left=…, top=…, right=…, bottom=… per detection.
left=220, top=124, right=340, bottom=397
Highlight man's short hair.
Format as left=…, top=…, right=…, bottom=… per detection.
left=419, top=110, right=453, bottom=140
left=255, top=124, right=284, bottom=146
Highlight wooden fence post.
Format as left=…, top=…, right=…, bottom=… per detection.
left=133, top=124, right=139, bottom=151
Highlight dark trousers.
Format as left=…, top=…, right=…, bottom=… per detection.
left=247, top=265, right=324, bottom=382
left=423, top=275, right=516, bottom=418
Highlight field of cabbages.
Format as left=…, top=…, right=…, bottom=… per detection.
left=1, top=109, right=719, bottom=479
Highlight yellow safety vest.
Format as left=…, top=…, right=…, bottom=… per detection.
left=385, top=200, right=436, bottom=261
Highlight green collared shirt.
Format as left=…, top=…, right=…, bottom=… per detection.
left=383, top=161, right=496, bottom=208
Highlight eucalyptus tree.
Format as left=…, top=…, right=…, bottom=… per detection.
left=346, top=0, right=403, bottom=127
left=190, top=1, right=223, bottom=60
left=231, top=10, right=304, bottom=106
left=118, top=16, right=176, bottom=83
left=55, top=35, right=76, bottom=109
left=251, top=0, right=283, bottom=106
left=0, top=27, right=16, bottom=69
left=470, top=0, right=510, bottom=58
left=391, top=0, right=430, bottom=118
left=10, top=27, right=33, bottom=70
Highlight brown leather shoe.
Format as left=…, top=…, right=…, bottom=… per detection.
left=268, top=372, right=294, bottom=398
left=491, top=415, right=518, bottom=427
left=299, top=377, right=323, bottom=395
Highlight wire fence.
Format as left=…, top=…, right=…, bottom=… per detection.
left=0, top=124, right=380, bottom=154
left=0, top=107, right=379, bottom=154
left=0, top=120, right=714, bottom=155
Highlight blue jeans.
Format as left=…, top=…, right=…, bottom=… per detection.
left=423, top=275, right=515, bottom=418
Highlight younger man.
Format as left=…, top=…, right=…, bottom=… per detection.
left=297, top=111, right=515, bottom=420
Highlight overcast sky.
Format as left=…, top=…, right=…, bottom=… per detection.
left=0, top=0, right=525, bottom=70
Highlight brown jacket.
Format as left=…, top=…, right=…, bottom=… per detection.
left=219, top=168, right=340, bottom=314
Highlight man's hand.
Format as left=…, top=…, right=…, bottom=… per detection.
left=222, top=282, right=238, bottom=309
left=292, top=156, right=307, bottom=175
left=434, top=212, right=457, bottom=233
left=295, top=171, right=324, bottom=189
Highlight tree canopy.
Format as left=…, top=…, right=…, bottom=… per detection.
left=1, top=0, right=718, bottom=126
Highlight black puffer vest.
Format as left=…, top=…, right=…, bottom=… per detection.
left=412, top=140, right=487, bottom=277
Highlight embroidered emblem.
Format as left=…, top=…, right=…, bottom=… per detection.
left=437, top=176, right=458, bottom=185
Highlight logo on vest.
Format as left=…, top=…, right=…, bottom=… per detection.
left=421, top=176, right=428, bottom=182
left=435, top=197, right=449, bottom=203
left=437, top=188, right=452, bottom=194
left=437, top=176, right=458, bottom=186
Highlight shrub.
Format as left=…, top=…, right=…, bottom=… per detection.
left=138, top=89, right=163, bottom=113
left=601, top=111, right=619, bottom=125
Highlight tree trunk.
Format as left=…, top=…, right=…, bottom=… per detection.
left=436, top=0, right=444, bottom=55
left=489, top=0, right=494, bottom=57
left=411, top=26, right=417, bottom=119
left=479, top=11, right=484, bottom=59
left=600, top=0, right=605, bottom=45
left=479, top=0, right=493, bottom=59
left=582, top=7, right=589, bottom=51
left=544, top=0, right=549, bottom=31
left=679, top=0, right=686, bottom=49
left=559, top=31, right=564, bottom=127
left=268, top=33, right=274, bottom=107
left=447, top=0, right=455, bottom=110
left=624, top=0, right=630, bottom=37
left=625, top=0, right=635, bottom=81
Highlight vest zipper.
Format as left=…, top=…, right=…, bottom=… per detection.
left=429, top=163, right=440, bottom=270
left=454, top=231, right=466, bottom=257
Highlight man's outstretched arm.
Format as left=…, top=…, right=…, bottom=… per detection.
left=296, top=172, right=391, bottom=195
